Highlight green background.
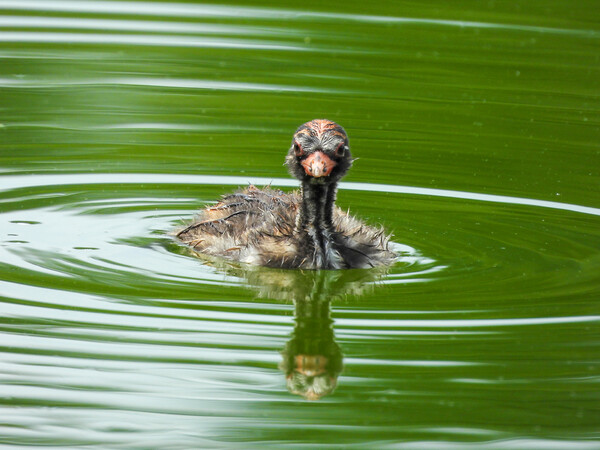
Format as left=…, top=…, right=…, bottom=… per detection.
left=0, top=0, right=599, bottom=447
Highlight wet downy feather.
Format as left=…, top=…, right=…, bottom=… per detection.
left=175, top=120, right=396, bottom=270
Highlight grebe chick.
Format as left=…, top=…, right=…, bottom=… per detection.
left=176, top=119, right=396, bottom=269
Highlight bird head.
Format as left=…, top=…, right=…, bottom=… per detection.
left=286, top=119, right=352, bottom=184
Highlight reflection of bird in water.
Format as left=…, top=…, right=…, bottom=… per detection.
left=169, top=243, right=394, bottom=400
left=279, top=298, right=342, bottom=401
left=176, top=119, right=396, bottom=269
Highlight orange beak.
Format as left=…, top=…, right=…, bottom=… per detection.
left=301, top=151, right=337, bottom=177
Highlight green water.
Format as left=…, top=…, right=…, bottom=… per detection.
left=1, top=1, right=599, bottom=447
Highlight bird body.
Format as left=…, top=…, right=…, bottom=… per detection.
left=176, top=120, right=396, bottom=269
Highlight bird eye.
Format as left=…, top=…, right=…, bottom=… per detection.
left=294, top=141, right=304, bottom=157
left=335, top=142, right=346, bottom=157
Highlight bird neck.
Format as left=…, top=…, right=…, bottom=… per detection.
left=296, top=180, right=339, bottom=268
left=298, top=180, right=336, bottom=231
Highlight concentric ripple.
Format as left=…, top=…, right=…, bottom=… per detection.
left=1, top=172, right=599, bottom=447
left=3, top=173, right=598, bottom=298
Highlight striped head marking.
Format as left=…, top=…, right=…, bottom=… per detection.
left=294, top=119, right=347, bottom=141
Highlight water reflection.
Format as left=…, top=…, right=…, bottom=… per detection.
left=280, top=298, right=341, bottom=401
left=183, top=252, right=391, bottom=400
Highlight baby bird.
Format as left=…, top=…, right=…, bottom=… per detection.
left=176, top=119, right=396, bottom=269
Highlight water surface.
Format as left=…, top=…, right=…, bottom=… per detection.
left=1, top=0, right=599, bottom=447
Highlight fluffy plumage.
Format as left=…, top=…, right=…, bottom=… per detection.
left=176, top=119, right=396, bottom=269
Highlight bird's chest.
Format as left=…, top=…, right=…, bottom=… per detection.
left=301, top=227, right=344, bottom=269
